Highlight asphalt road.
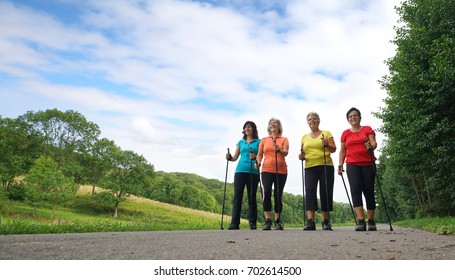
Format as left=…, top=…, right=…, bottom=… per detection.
left=1, top=225, right=454, bottom=260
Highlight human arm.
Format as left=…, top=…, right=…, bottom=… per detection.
left=298, top=143, right=305, bottom=161
left=365, top=133, right=377, bottom=151
left=338, top=142, right=347, bottom=175
left=226, top=146, right=240, bottom=161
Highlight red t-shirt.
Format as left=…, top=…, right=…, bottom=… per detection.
left=341, top=126, right=376, bottom=166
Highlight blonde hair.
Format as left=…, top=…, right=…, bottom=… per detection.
left=267, top=118, right=283, bottom=135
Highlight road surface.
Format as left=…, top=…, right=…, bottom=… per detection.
left=1, top=225, right=454, bottom=260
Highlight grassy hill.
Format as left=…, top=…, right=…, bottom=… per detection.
left=0, top=186, right=248, bottom=234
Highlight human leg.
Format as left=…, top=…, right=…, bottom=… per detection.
left=347, top=165, right=367, bottom=231
left=273, top=173, right=287, bottom=230
left=303, top=167, right=318, bottom=230
left=229, top=173, right=247, bottom=229
left=247, top=173, right=259, bottom=229
left=261, top=172, right=274, bottom=230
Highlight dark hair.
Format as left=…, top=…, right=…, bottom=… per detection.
left=242, top=121, right=259, bottom=140
left=346, top=107, right=361, bottom=120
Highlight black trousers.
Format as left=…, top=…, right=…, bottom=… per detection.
left=261, top=172, right=287, bottom=213
left=346, top=164, right=376, bottom=210
left=305, top=165, right=334, bottom=211
left=230, top=172, right=259, bottom=225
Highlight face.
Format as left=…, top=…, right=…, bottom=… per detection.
left=244, top=124, right=253, bottom=135
left=269, top=120, right=279, bottom=132
left=307, top=115, right=319, bottom=129
left=347, top=111, right=361, bottom=125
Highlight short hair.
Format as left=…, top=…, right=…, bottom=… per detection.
left=306, top=111, right=320, bottom=121
left=267, top=118, right=283, bottom=135
left=242, top=121, right=259, bottom=140
left=346, top=107, right=361, bottom=120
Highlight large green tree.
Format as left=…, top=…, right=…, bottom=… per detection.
left=377, top=0, right=455, bottom=217
left=18, top=109, right=101, bottom=184
left=25, top=156, right=77, bottom=217
left=99, top=146, right=155, bottom=218
left=0, top=117, right=42, bottom=189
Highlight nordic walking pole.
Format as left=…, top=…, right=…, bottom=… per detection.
left=365, top=137, right=393, bottom=231
left=322, top=134, right=332, bottom=230
left=220, top=148, right=230, bottom=230
left=301, top=148, right=306, bottom=226
left=249, top=148, right=254, bottom=223
left=274, top=138, right=282, bottom=215
left=339, top=171, right=357, bottom=225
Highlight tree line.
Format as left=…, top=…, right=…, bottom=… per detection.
left=374, top=0, right=455, bottom=220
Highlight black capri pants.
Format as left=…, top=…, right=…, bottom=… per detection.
left=231, top=172, right=259, bottom=225
left=346, top=164, right=376, bottom=210
left=305, top=165, right=334, bottom=211
left=261, top=172, right=287, bottom=213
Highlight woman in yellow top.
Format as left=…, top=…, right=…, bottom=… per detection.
left=299, top=112, right=336, bottom=230
left=255, top=118, right=289, bottom=230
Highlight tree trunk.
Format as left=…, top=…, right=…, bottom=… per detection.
left=409, top=175, right=424, bottom=213
left=113, top=201, right=119, bottom=218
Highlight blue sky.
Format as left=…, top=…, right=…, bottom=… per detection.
left=0, top=0, right=400, bottom=203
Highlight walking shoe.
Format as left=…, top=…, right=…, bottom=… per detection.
left=355, top=219, right=367, bottom=231
left=228, top=224, right=239, bottom=230
left=368, top=220, right=377, bottom=231
left=263, top=219, right=272, bottom=230
left=303, top=219, right=316, bottom=230
left=274, top=219, right=284, bottom=230
left=250, top=223, right=257, bottom=230
left=322, top=219, right=333, bottom=231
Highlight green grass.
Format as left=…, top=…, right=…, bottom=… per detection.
left=394, top=217, right=455, bottom=235
left=0, top=193, right=249, bottom=234
left=1, top=188, right=453, bottom=235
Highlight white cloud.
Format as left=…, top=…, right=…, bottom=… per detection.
left=0, top=0, right=401, bottom=203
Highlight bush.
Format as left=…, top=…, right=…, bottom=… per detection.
left=73, top=193, right=116, bottom=215
left=7, top=183, right=27, bottom=201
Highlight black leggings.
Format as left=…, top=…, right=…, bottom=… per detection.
left=231, top=172, right=259, bottom=225
left=305, top=165, right=334, bottom=211
left=261, top=172, right=287, bottom=213
left=346, top=164, right=376, bottom=210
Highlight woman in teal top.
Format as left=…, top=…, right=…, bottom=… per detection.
left=226, top=121, right=260, bottom=230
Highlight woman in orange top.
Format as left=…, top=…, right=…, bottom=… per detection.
left=255, top=118, right=289, bottom=230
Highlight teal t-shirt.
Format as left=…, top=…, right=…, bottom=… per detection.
left=235, top=138, right=260, bottom=174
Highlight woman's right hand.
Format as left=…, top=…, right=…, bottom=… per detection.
left=337, top=165, right=344, bottom=175
left=226, top=153, right=232, bottom=161
left=298, top=153, right=305, bottom=161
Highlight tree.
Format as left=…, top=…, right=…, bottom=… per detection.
left=377, top=0, right=455, bottom=216
left=0, top=117, right=42, bottom=190
left=81, top=138, right=117, bottom=195
left=99, top=146, right=154, bottom=218
left=18, top=109, right=101, bottom=184
left=25, top=156, right=77, bottom=217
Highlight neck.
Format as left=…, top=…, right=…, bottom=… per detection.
left=351, top=124, right=361, bottom=131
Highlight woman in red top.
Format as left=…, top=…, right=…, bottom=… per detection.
left=338, top=108, right=378, bottom=231
left=255, top=118, right=289, bottom=230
